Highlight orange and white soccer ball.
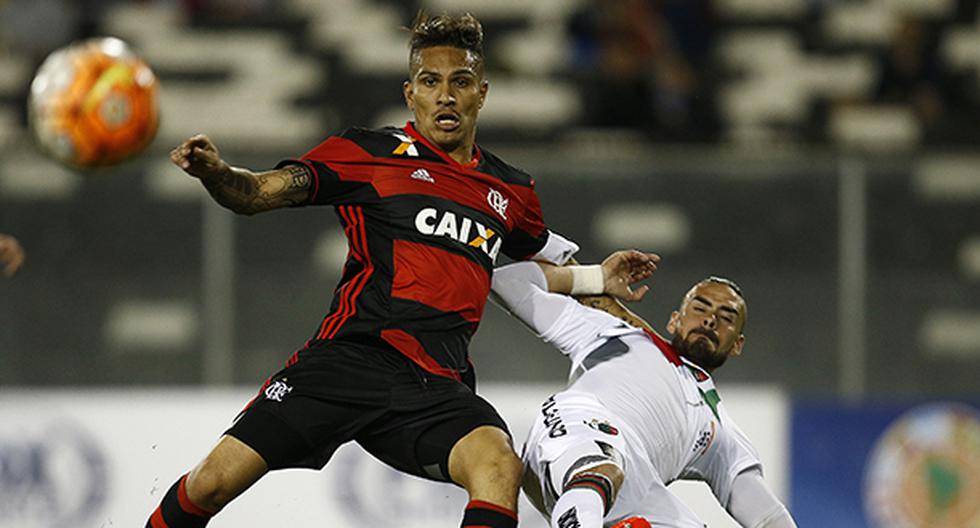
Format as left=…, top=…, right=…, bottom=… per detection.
left=28, top=37, right=159, bottom=168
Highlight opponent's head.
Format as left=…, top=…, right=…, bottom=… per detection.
left=403, top=12, right=488, bottom=160
left=666, top=277, right=747, bottom=372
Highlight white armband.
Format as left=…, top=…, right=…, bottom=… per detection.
left=569, top=265, right=605, bottom=295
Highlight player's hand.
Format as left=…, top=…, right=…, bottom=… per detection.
left=170, top=134, right=230, bottom=180
left=0, top=234, right=25, bottom=277
left=601, top=249, right=660, bottom=302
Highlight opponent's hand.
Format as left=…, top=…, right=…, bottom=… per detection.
left=0, top=234, right=25, bottom=277
left=600, top=249, right=660, bottom=302
left=170, top=134, right=230, bottom=180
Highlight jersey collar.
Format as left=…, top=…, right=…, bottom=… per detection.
left=404, top=121, right=482, bottom=169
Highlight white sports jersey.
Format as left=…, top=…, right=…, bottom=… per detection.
left=492, top=263, right=764, bottom=527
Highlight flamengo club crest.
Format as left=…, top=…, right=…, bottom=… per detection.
left=264, top=380, right=293, bottom=402
left=487, top=188, right=508, bottom=220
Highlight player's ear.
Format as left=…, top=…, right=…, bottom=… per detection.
left=403, top=80, right=415, bottom=111
left=731, top=334, right=745, bottom=357
left=666, top=311, right=680, bottom=335
left=478, top=80, right=489, bottom=108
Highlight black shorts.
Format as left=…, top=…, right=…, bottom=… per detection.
left=225, top=340, right=508, bottom=483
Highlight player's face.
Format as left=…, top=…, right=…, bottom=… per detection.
left=667, top=282, right=746, bottom=371
left=404, top=46, right=488, bottom=161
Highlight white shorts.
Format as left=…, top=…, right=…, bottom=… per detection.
left=521, top=390, right=706, bottom=528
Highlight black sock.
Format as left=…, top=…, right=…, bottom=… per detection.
left=461, top=499, right=518, bottom=528
left=145, top=474, right=214, bottom=528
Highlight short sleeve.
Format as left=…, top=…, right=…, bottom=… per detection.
left=501, top=181, right=577, bottom=263
left=688, top=406, right=764, bottom=508
left=276, top=132, right=375, bottom=206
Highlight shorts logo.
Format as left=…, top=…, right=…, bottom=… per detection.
left=264, top=380, right=293, bottom=402
left=391, top=132, right=419, bottom=157
left=410, top=168, right=434, bottom=183
left=487, top=189, right=508, bottom=220
left=585, top=419, right=619, bottom=436
left=542, top=395, right=567, bottom=438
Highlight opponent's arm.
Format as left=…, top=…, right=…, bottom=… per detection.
left=171, top=134, right=313, bottom=215
left=726, top=469, right=798, bottom=528
left=575, top=294, right=656, bottom=333
left=538, top=250, right=659, bottom=302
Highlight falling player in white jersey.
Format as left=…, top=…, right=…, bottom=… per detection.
left=490, top=253, right=797, bottom=528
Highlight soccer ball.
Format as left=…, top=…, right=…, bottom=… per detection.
left=28, top=37, right=159, bottom=168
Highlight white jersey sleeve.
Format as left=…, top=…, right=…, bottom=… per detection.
left=530, top=230, right=579, bottom=265
left=491, top=262, right=640, bottom=370
left=727, top=469, right=798, bottom=528
left=681, top=403, right=763, bottom=509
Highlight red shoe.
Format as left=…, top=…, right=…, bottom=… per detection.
left=611, top=516, right=652, bottom=528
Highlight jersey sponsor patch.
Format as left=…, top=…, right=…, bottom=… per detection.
left=692, top=420, right=716, bottom=456
left=390, top=131, right=419, bottom=157
left=414, top=207, right=503, bottom=262
left=542, top=395, right=567, bottom=438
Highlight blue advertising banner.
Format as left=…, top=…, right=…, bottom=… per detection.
left=791, top=400, right=980, bottom=528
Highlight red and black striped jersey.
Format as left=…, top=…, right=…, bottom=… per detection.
left=279, top=122, right=576, bottom=381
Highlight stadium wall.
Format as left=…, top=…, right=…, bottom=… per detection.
left=0, top=384, right=788, bottom=528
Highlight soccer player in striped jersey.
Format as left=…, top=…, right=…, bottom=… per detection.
left=146, top=12, right=659, bottom=528
left=491, top=256, right=798, bottom=528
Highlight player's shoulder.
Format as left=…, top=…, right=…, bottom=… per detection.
left=340, top=125, right=454, bottom=164
left=334, top=125, right=404, bottom=152
left=476, top=146, right=535, bottom=188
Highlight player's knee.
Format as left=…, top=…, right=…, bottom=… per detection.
left=469, top=443, right=523, bottom=488
left=185, top=464, right=238, bottom=512
left=450, top=427, right=522, bottom=490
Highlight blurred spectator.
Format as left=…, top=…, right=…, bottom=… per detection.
left=872, top=15, right=980, bottom=145
left=874, top=17, right=945, bottom=131
left=179, top=0, right=279, bottom=23
left=567, top=0, right=718, bottom=141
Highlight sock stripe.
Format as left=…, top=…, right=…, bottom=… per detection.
left=151, top=474, right=214, bottom=528
left=564, top=472, right=614, bottom=514
left=466, top=500, right=518, bottom=520
left=177, top=475, right=215, bottom=517
left=462, top=500, right=518, bottom=528
left=149, top=508, right=168, bottom=528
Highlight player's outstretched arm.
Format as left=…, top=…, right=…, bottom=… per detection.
left=0, top=234, right=25, bottom=277
left=171, top=134, right=313, bottom=215
left=539, top=250, right=659, bottom=302
left=726, top=469, right=798, bottom=528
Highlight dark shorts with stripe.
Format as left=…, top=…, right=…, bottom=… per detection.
left=224, top=340, right=509, bottom=482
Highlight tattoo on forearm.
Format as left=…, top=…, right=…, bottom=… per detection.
left=286, top=165, right=311, bottom=189
left=221, top=170, right=256, bottom=196
left=208, top=164, right=312, bottom=214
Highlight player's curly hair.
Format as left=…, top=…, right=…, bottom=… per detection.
left=408, top=11, right=485, bottom=72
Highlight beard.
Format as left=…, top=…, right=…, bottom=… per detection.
left=671, top=329, right=729, bottom=372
